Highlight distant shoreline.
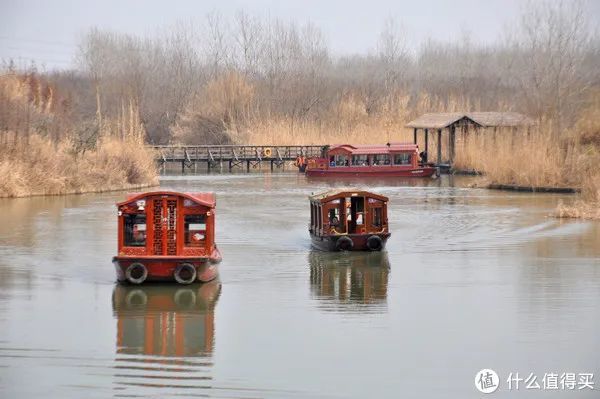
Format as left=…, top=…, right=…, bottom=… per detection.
left=0, top=182, right=159, bottom=199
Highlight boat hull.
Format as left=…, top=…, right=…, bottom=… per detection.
left=113, top=248, right=222, bottom=284
left=310, top=232, right=391, bottom=252
left=305, top=166, right=436, bottom=178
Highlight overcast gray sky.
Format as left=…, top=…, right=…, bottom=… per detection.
left=1, top=0, right=598, bottom=70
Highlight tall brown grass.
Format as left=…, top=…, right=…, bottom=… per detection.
left=454, top=127, right=578, bottom=188
left=0, top=70, right=158, bottom=198
left=240, top=118, right=413, bottom=145
left=0, top=135, right=158, bottom=198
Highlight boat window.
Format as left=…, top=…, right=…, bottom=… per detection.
left=335, top=154, right=349, bottom=166
left=394, top=153, right=411, bottom=165
left=124, top=214, right=146, bottom=247
left=329, top=156, right=335, bottom=166
left=185, top=214, right=206, bottom=246
left=372, top=154, right=391, bottom=166
left=355, top=198, right=364, bottom=212
left=351, top=155, right=369, bottom=166
left=310, top=203, right=315, bottom=228
left=328, top=207, right=340, bottom=227
left=373, top=207, right=382, bottom=227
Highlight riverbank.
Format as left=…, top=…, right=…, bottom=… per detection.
left=556, top=201, right=600, bottom=220
left=0, top=135, right=158, bottom=198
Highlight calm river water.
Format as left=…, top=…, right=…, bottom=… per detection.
left=0, top=173, right=598, bottom=398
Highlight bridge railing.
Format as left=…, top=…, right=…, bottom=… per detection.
left=149, top=145, right=325, bottom=162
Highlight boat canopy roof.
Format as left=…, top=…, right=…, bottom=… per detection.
left=328, top=143, right=418, bottom=155
left=117, top=191, right=216, bottom=208
left=309, top=188, right=389, bottom=203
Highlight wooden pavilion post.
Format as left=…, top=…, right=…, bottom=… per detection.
left=413, top=128, right=417, bottom=145
left=437, top=129, right=442, bottom=164
left=424, top=128, right=429, bottom=154
left=449, top=125, right=456, bottom=164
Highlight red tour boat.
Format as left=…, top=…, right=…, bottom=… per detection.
left=309, top=189, right=391, bottom=251
left=305, top=143, right=437, bottom=177
left=113, top=191, right=221, bottom=285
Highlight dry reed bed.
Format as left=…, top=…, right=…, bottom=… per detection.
left=0, top=136, right=158, bottom=198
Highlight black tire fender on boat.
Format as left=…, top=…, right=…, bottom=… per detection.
left=366, top=235, right=383, bottom=251
left=174, top=263, right=197, bottom=285
left=125, top=262, right=148, bottom=285
left=335, top=236, right=354, bottom=251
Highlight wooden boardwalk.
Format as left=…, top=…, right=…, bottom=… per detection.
left=150, top=145, right=324, bottom=173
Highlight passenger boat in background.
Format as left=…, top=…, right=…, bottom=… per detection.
left=309, top=189, right=391, bottom=251
left=304, top=143, right=437, bottom=177
left=113, top=191, right=221, bottom=285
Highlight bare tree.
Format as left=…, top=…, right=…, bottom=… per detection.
left=513, top=0, right=592, bottom=135
left=233, top=10, right=264, bottom=77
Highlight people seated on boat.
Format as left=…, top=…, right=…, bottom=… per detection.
left=330, top=216, right=339, bottom=227
left=419, top=150, right=428, bottom=163
left=394, top=153, right=411, bottom=165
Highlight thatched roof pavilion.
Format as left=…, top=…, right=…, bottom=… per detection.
left=406, top=112, right=535, bottom=165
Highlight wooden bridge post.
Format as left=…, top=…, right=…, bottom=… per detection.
left=246, top=160, right=250, bottom=172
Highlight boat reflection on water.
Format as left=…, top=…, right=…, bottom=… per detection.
left=309, top=250, right=390, bottom=313
left=111, top=281, right=221, bottom=394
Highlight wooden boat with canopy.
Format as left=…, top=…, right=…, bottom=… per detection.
left=305, top=143, right=437, bottom=177
left=308, top=189, right=391, bottom=251
left=113, top=191, right=221, bottom=285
